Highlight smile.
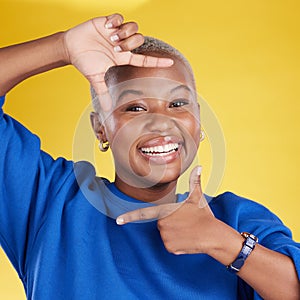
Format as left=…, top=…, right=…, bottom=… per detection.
left=140, top=143, right=179, bottom=156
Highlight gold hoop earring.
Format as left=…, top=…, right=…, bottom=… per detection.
left=200, top=130, right=205, bottom=142
left=99, top=140, right=109, bottom=152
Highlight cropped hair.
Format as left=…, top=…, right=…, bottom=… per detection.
left=91, top=36, right=195, bottom=112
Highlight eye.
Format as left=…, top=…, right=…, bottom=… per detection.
left=125, top=105, right=146, bottom=112
left=169, top=99, right=190, bottom=108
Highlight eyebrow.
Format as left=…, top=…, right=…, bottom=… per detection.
left=116, top=84, right=193, bottom=103
left=170, top=84, right=193, bottom=94
left=117, top=89, right=143, bottom=103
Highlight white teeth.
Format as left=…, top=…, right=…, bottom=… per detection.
left=141, top=143, right=179, bottom=156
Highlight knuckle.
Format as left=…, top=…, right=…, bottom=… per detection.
left=193, top=178, right=201, bottom=186
left=143, top=55, right=149, bottom=67
left=123, top=28, right=131, bottom=37
left=113, top=13, right=123, bottom=21
left=127, top=215, right=134, bottom=223
left=157, top=218, right=167, bottom=228
left=130, top=22, right=139, bottom=32
left=122, top=34, right=144, bottom=51
left=136, top=33, right=144, bottom=43
left=122, top=22, right=138, bottom=32
left=131, top=33, right=144, bottom=47
left=164, top=243, right=176, bottom=254
left=157, top=219, right=164, bottom=230
left=138, top=209, right=147, bottom=220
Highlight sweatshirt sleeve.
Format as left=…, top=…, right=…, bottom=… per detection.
left=239, top=198, right=300, bottom=300
left=212, top=192, right=300, bottom=299
left=0, top=95, right=74, bottom=280
left=215, top=192, right=300, bottom=273
left=238, top=197, right=300, bottom=279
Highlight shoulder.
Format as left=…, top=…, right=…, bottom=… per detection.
left=210, top=191, right=279, bottom=220
left=73, top=160, right=96, bottom=183
left=209, top=192, right=292, bottom=239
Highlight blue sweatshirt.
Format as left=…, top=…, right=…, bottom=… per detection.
left=0, top=95, right=299, bottom=299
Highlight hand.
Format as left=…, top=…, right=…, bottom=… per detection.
left=116, top=166, right=218, bottom=255
left=63, top=14, right=173, bottom=110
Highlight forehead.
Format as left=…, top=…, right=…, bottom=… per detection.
left=109, top=80, right=195, bottom=107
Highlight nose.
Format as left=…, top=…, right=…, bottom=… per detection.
left=144, top=113, right=175, bottom=133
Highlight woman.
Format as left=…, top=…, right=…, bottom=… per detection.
left=0, top=13, right=299, bottom=299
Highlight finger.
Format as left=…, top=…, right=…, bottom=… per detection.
left=88, top=75, right=112, bottom=112
left=116, top=206, right=160, bottom=225
left=116, top=203, right=180, bottom=225
left=105, top=13, right=124, bottom=29
left=114, top=33, right=144, bottom=51
left=109, top=22, right=139, bottom=43
left=129, top=53, right=174, bottom=68
left=113, top=34, right=174, bottom=67
left=98, top=91, right=113, bottom=112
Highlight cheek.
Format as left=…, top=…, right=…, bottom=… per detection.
left=180, top=114, right=201, bottom=144
left=102, top=115, right=117, bottom=142
left=103, top=114, right=128, bottom=144
left=105, top=116, right=141, bottom=155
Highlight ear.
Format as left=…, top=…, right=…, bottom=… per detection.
left=90, top=112, right=107, bottom=141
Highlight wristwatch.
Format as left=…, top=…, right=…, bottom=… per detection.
left=227, top=232, right=258, bottom=273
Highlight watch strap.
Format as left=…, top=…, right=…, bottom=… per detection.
left=227, top=232, right=258, bottom=273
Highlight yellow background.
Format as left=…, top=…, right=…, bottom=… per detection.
left=1, top=0, right=299, bottom=298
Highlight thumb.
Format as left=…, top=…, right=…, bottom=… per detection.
left=187, top=166, right=208, bottom=208
left=188, top=166, right=203, bottom=197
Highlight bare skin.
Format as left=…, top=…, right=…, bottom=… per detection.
left=1, top=13, right=299, bottom=300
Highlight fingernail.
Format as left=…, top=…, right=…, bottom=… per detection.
left=197, top=166, right=202, bottom=176
left=110, top=34, right=119, bottom=42
left=116, top=217, right=124, bottom=225
left=114, top=45, right=122, bottom=52
left=105, top=22, right=113, bottom=29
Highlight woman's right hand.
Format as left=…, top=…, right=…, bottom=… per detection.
left=63, top=14, right=173, bottom=110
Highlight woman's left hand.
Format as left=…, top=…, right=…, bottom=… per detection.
left=116, top=166, right=221, bottom=255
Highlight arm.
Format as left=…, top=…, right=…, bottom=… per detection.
left=0, top=32, right=67, bottom=96
left=117, top=166, right=300, bottom=300
left=206, top=216, right=300, bottom=300
left=0, top=14, right=173, bottom=104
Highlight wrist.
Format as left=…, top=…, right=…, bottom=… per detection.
left=205, top=220, right=245, bottom=266
left=55, top=31, right=70, bottom=65
left=227, top=232, right=258, bottom=273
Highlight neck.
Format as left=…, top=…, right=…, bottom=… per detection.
left=114, top=175, right=177, bottom=205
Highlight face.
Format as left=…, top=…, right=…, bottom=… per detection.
left=93, top=57, right=201, bottom=189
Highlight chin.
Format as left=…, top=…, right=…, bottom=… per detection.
left=155, top=167, right=182, bottom=182
left=136, top=164, right=184, bottom=188
left=116, top=150, right=193, bottom=188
